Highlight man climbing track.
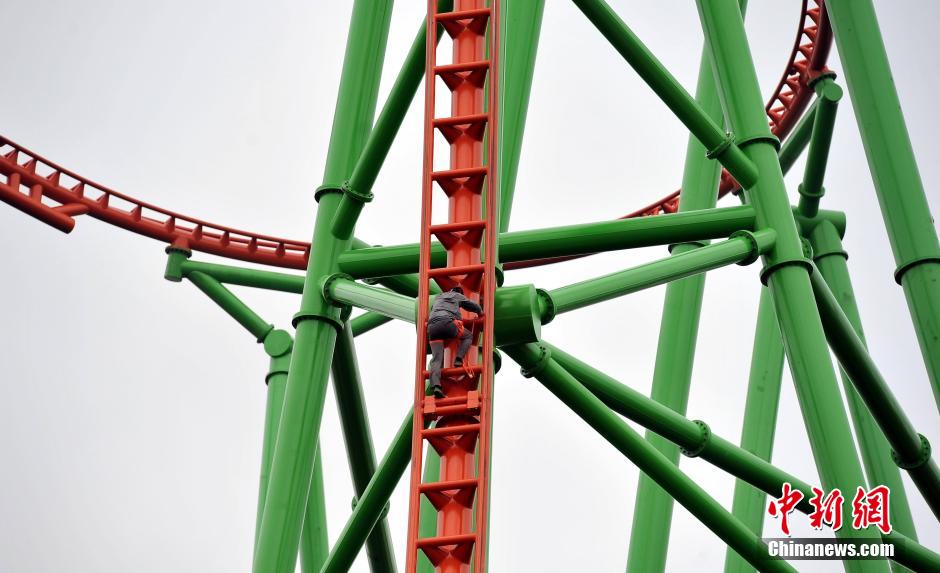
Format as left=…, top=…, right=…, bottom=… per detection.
left=426, top=286, right=483, bottom=398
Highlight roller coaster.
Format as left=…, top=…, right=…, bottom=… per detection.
left=2, top=1, right=939, bottom=572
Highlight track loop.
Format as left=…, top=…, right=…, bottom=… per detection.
left=0, top=1, right=832, bottom=272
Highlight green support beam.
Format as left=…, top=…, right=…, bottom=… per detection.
left=536, top=342, right=940, bottom=573
left=350, top=312, right=394, bottom=337
left=547, top=342, right=811, bottom=513
left=330, top=323, right=397, bottom=571
left=547, top=229, right=774, bottom=315
left=825, top=0, right=940, bottom=410
left=186, top=271, right=274, bottom=342
left=809, top=219, right=919, bottom=548
left=797, top=78, right=842, bottom=219
left=321, top=412, right=418, bottom=573
left=570, top=0, right=758, bottom=188
left=325, top=277, right=542, bottom=347
left=166, top=255, right=334, bottom=570
left=695, top=3, right=884, bottom=571
left=338, top=205, right=756, bottom=278
left=299, top=453, right=330, bottom=573
left=326, top=277, right=416, bottom=325
left=497, top=0, right=545, bottom=232
left=778, top=98, right=816, bottom=176
left=255, top=336, right=292, bottom=550
left=810, top=269, right=940, bottom=519
left=503, top=343, right=796, bottom=573
left=627, top=23, right=733, bottom=569
left=253, top=2, right=394, bottom=570
left=331, top=0, right=454, bottom=239
left=724, top=289, right=785, bottom=573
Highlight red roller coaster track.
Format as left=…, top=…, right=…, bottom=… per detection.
left=0, top=1, right=830, bottom=272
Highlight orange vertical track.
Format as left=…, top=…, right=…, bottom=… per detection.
left=406, top=1, right=499, bottom=572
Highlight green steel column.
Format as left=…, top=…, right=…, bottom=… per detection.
left=811, top=271, right=940, bottom=519
left=796, top=78, right=841, bottom=219
left=825, top=0, right=940, bottom=409
left=695, top=2, right=885, bottom=570
left=810, top=219, right=918, bottom=549
left=322, top=412, right=418, bottom=573
left=330, top=324, right=397, bottom=572
left=300, top=454, right=330, bottom=573
left=497, top=0, right=545, bottom=232
left=255, top=331, right=294, bottom=547
left=253, top=2, right=393, bottom=571
left=251, top=332, right=330, bottom=571
left=626, top=28, right=730, bottom=570
left=504, top=343, right=796, bottom=573
left=724, top=289, right=785, bottom=573
left=332, top=0, right=453, bottom=239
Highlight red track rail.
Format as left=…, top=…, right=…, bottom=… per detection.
left=0, top=1, right=831, bottom=271
left=506, top=0, right=831, bottom=270
left=0, top=136, right=310, bottom=268
left=405, top=2, right=499, bottom=571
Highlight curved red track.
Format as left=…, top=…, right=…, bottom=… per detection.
left=0, top=1, right=831, bottom=272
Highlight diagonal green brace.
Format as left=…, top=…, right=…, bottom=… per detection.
left=809, top=219, right=919, bottom=551
left=626, top=13, right=737, bottom=567
left=825, top=0, right=940, bottom=410
left=321, top=411, right=419, bottom=573
left=541, top=341, right=940, bottom=573
left=570, top=0, right=757, bottom=188
left=253, top=2, right=394, bottom=570
left=330, top=323, right=398, bottom=572
left=503, top=342, right=796, bottom=573
left=811, top=269, right=940, bottom=520
left=724, top=288, right=785, bottom=573
left=696, top=2, right=886, bottom=570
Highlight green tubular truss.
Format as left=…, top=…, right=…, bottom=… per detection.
left=628, top=12, right=734, bottom=566
left=79, top=0, right=940, bottom=570
left=825, top=0, right=940, bottom=410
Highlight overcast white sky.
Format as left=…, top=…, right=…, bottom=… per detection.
left=1, top=1, right=938, bottom=572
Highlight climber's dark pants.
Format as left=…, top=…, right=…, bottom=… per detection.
left=427, top=318, right=472, bottom=389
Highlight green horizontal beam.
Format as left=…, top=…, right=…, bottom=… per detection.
left=503, top=342, right=794, bottom=573
left=570, top=0, right=758, bottom=188
left=321, top=411, right=417, bottom=573
left=327, top=278, right=542, bottom=346
left=182, top=259, right=305, bottom=293
left=544, top=341, right=940, bottom=572
left=547, top=229, right=774, bottom=315
left=798, top=78, right=843, bottom=219
left=326, top=277, right=416, bottom=324
left=173, top=255, right=407, bottom=339
left=811, top=269, right=940, bottom=518
left=186, top=271, right=273, bottom=342
left=338, top=205, right=757, bottom=278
